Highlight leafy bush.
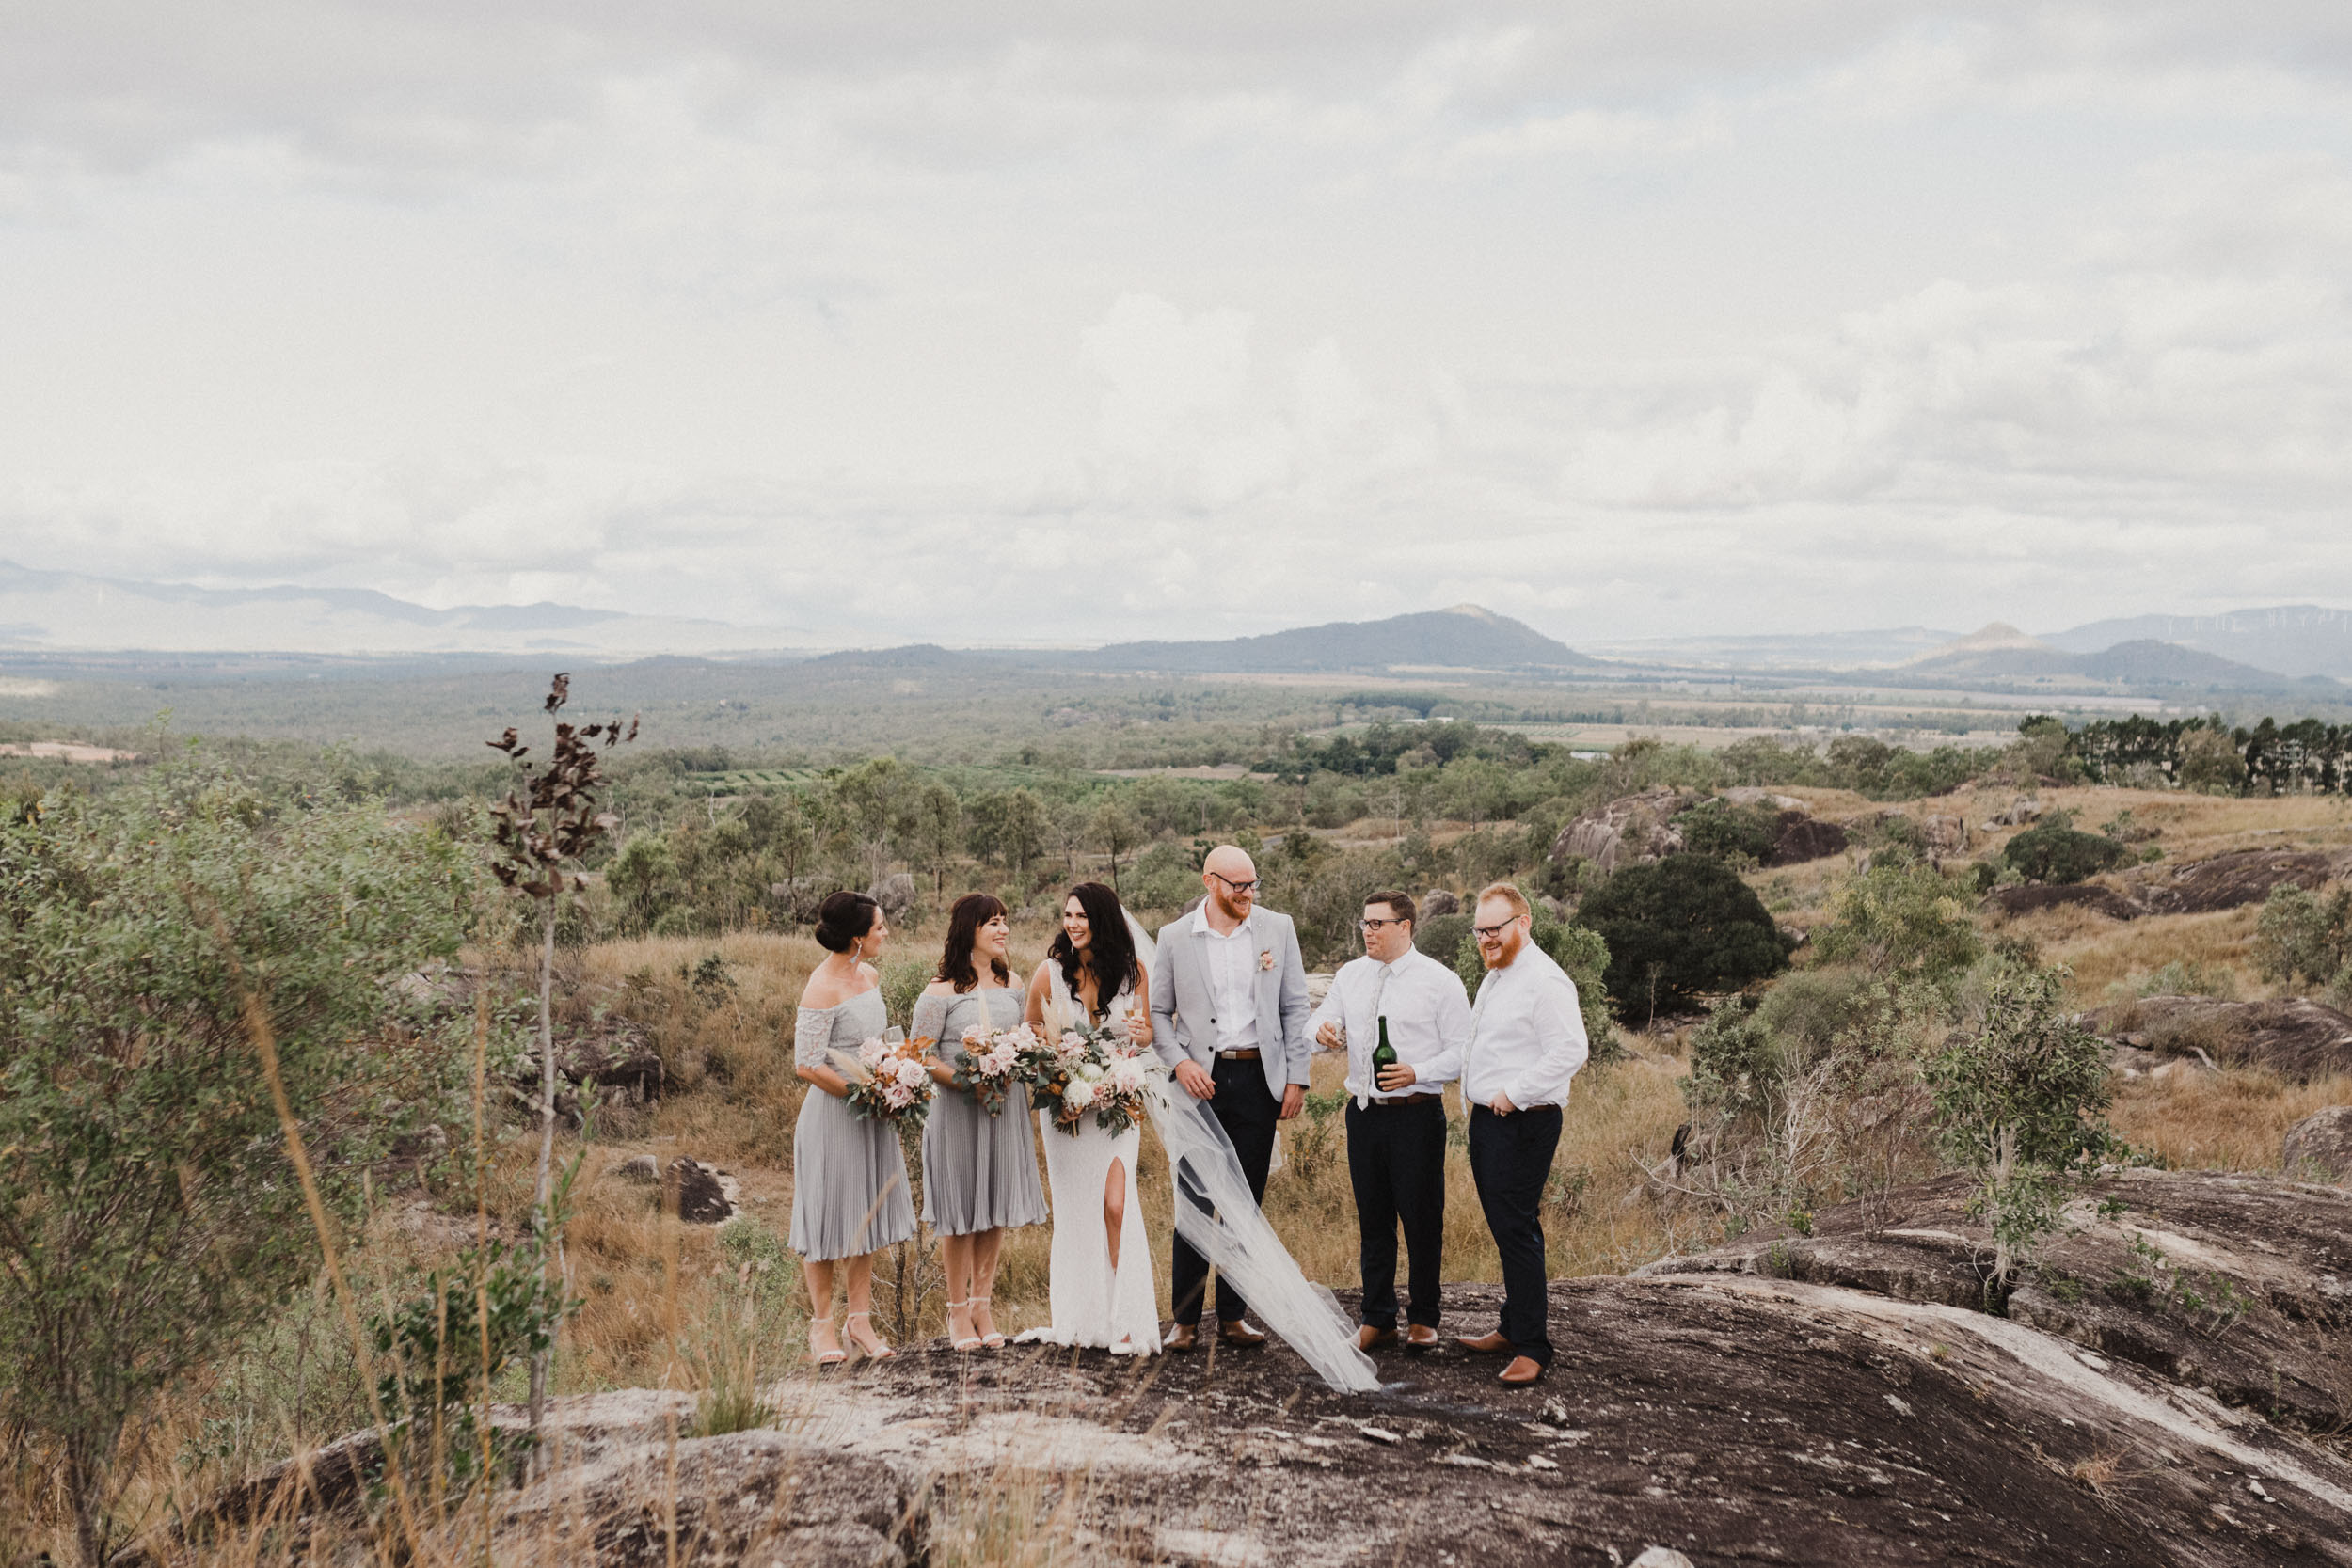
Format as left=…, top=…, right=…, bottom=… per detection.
left=1414, top=911, right=1470, bottom=965
left=2000, top=811, right=2130, bottom=885
left=0, top=771, right=469, bottom=1565
left=1929, top=963, right=2116, bottom=1291
left=1577, top=855, right=1788, bottom=1021
left=1814, top=862, right=1983, bottom=982
left=368, top=1239, right=567, bottom=1489
left=2253, top=883, right=2352, bottom=990
left=1672, top=799, right=1781, bottom=864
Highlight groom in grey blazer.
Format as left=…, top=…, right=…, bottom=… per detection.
left=1151, top=844, right=1312, bottom=1348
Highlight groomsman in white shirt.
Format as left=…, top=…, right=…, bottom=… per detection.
left=1455, top=881, right=1589, bottom=1386
left=1311, top=892, right=1473, bottom=1353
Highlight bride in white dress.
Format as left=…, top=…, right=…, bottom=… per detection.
left=1021, top=881, right=1162, bottom=1355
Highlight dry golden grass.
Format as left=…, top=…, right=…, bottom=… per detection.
left=2111, top=1069, right=2352, bottom=1174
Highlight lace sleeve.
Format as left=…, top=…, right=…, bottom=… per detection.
left=793, top=1008, right=835, bottom=1069
left=910, top=993, right=953, bottom=1060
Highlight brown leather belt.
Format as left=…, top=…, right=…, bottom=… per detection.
left=1356, top=1093, right=1440, bottom=1110
left=1217, top=1049, right=1262, bottom=1061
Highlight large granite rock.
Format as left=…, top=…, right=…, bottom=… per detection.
left=1765, top=811, right=1849, bottom=865
left=214, top=1170, right=2352, bottom=1566
left=1646, top=1168, right=2352, bottom=1436
left=2082, top=995, right=2352, bottom=1080
left=1984, top=882, right=2144, bottom=921
left=1549, top=787, right=1693, bottom=872
left=2283, top=1105, right=2352, bottom=1182
left=2127, top=848, right=2349, bottom=916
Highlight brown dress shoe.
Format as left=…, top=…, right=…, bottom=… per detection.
left=1455, top=1330, right=1513, bottom=1355
left=1164, top=1323, right=1198, bottom=1352
left=1499, top=1356, right=1545, bottom=1386
left=1357, top=1324, right=1398, bottom=1352
left=1218, top=1319, right=1269, bottom=1348
left=1404, top=1324, right=1439, bottom=1351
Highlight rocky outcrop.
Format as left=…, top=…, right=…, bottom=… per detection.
left=1983, top=882, right=2144, bottom=921
left=2082, top=995, right=2352, bottom=1080
left=1419, top=888, right=1460, bottom=918
left=219, top=1173, right=2352, bottom=1567
left=1645, top=1169, right=2352, bottom=1438
left=662, top=1157, right=740, bottom=1223
left=2127, top=847, right=2348, bottom=915
left=1549, top=787, right=1693, bottom=872
left=2283, top=1106, right=2352, bottom=1182
left=1765, top=811, right=1848, bottom=865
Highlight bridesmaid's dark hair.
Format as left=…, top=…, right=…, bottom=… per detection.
left=1048, top=881, right=1140, bottom=1019
left=936, top=893, right=1011, bottom=993
left=813, top=891, right=882, bottom=954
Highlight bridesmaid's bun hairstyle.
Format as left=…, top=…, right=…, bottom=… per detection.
left=814, top=891, right=882, bottom=954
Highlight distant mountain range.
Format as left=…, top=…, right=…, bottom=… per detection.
left=2042, top=606, right=2352, bottom=680
left=1899, top=625, right=2327, bottom=693
left=2, top=557, right=2345, bottom=696
left=1063, top=605, right=1597, bottom=673
left=0, top=560, right=805, bottom=657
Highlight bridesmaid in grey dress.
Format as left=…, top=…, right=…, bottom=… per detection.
left=914, top=894, right=1050, bottom=1352
left=791, top=891, right=916, bottom=1365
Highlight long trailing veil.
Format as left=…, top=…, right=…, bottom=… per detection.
left=1122, top=911, right=1380, bottom=1395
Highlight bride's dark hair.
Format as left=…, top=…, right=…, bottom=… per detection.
left=1047, top=881, right=1140, bottom=1019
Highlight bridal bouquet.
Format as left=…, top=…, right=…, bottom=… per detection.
left=828, top=1034, right=935, bottom=1129
left=1025, top=1024, right=1162, bottom=1139
left=950, top=1022, right=1038, bottom=1117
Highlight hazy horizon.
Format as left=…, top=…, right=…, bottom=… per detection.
left=8, top=5, right=2352, bottom=646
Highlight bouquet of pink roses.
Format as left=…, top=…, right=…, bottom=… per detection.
left=1025, top=1023, right=1163, bottom=1139
left=827, top=1032, right=935, bottom=1129
left=951, top=1022, right=1037, bottom=1117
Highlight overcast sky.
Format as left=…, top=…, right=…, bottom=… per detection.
left=5, top=4, right=2351, bottom=646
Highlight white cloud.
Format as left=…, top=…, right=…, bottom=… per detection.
left=6, top=4, right=2352, bottom=646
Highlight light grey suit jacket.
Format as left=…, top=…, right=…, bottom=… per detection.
left=1150, top=906, right=1312, bottom=1101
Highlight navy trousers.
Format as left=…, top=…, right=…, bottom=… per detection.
left=1468, top=1102, right=1561, bottom=1367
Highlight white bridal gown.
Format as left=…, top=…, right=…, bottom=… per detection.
left=1025, top=961, right=1163, bottom=1356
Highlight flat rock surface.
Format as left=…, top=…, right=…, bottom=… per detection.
left=1647, top=1169, right=2352, bottom=1436
left=1985, top=882, right=2144, bottom=921
left=2126, top=849, right=2349, bottom=916
left=2083, top=996, right=2352, bottom=1080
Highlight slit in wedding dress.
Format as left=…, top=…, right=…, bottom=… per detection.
left=1102, top=1154, right=1127, bottom=1272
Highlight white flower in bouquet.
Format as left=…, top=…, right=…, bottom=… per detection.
left=1061, top=1076, right=1097, bottom=1110
left=1077, top=1060, right=1104, bottom=1083
left=856, top=1036, right=888, bottom=1070
left=1108, top=1055, right=1149, bottom=1094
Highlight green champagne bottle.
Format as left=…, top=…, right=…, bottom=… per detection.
left=1370, top=1015, right=1398, bottom=1092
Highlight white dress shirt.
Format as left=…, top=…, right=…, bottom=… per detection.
left=1310, top=947, right=1473, bottom=1107
left=1462, top=942, right=1590, bottom=1110
left=1193, top=903, right=1261, bottom=1053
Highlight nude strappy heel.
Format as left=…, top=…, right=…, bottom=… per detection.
left=807, top=1318, right=847, bottom=1368
left=845, top=1310, right=895, bottom=1361
left=946, top=1298, right=981, bottom=1354
left=973, top=1296, right=1006, bottom=1350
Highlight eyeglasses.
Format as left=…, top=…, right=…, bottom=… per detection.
left=1359, top=916, right=1407, bottom=931
left=1472, top=917, right=1524, bottom=940
left=1208, top=872, right=1259, bottom=894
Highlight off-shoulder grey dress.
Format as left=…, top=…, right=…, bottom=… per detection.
left=789, top=989, right=916, bottom=1261
left=914, top=986, right=1049, bottom=1237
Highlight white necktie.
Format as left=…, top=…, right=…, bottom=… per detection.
left=1357, top=963, right=1393, bottom=1108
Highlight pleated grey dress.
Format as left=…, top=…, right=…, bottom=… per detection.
left=789, top=989, right=917, bottom=1261
left=914, top=986, right=1050, bottom=1237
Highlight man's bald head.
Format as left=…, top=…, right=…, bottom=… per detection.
left=1200, top=844, right=1259, bottom=925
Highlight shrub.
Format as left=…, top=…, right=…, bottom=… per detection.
left=0, top=771, right=470, bottom=1566
left=1578, top=855, right=1788, bottom=1021
left=1929, top=963, right=2115, bottom=1291
left=1414, top=911, right=1470, bottom=966
left=1814, top=862, right=1983, bottom=982
left=2000, top=812, right=2129, bottom=885
left=2252, top=883, right=2352, bottom=990
left=1672, top=799, right=1781, bottom=864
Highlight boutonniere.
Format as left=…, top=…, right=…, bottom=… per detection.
left=1258, top=949, right=1274, bottom=972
